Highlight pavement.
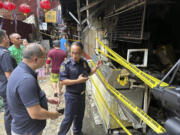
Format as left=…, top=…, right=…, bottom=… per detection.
left=0, top=74, right=105, bottom=135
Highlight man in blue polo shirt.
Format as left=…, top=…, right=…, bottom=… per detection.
left=58, top=42, right=102, bottom=135
left=7, top=43, right=61, bottom=135
left=0, top=29, right=17, bottom=135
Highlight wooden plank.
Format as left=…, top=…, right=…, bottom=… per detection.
left=140, top=1, right=146, bottom=40
left=82, top=3, right=104, bottom=33
left=82, top=1, right=105, bottom=26
left=82, top=4, right=103, bottom=25
left=104, top=0, right=145, bottom=18
left=80, top=0, right=104, bottom=12
left=86, top=0, right=90, bottom=25
left=77, top=0, right=82, bottom=39
left=104, top=1, right=145, bottom=19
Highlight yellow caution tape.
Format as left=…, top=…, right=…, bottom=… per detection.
left=117, top=74, right=129, bottom=86
left=39, top=31, right=56, bottom=38
left=93, top=39, right=168, bottom=134
left=67, top=39, right=81, bottom=42
left=90, top=76, right=132, bottom=135
left=96, top=37, right=168, bottom=89
left=39, top=31, right=80, bottom=42
left=91, top=54, right=167, bottom=133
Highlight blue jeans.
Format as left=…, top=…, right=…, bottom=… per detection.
left=58, top=92, right=85, bottom=135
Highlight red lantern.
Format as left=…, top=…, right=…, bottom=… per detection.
left=40, top=0, right=51, bottom=11
left=0, top=1, right=3, bottom=9
left=19, top=4, right=31, bottom=17
left=3, top=1, right=16, bottom=11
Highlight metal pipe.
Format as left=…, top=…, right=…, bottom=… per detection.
left=157, top=59, right=180, bottom=87
left=68, top=11, right=80, bottom=24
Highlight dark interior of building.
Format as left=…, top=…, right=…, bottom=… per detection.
left=104, top=0, right=180, bottom=77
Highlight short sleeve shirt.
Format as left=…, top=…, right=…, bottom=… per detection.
left=6, top=62, right=47, bottom=134
left=8, top=45, right=24, bottom=64
left=59, top=38, right=67, bottom=52
left=0, top=46, right=17, bottom=97
left=60, top=57, right=91, bottom=94
left=47, top=48, right=66, bottom=74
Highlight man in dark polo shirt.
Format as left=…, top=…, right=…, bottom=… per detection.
left=58, top=42, right=102, bottom=135
left=0, top=29, right=17, bottom=135
left=7, top=43, right=61, bottom=135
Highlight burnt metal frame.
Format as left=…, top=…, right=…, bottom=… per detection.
left=158, top=59, right=180, bottom=87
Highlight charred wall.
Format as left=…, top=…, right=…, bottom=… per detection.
left=145, top=0, right=180, bottom=57
left=101, top=0, right=180, bottom=71
left=59, top=0, right=180, bottom=70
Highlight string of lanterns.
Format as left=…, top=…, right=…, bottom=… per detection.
left=3, top=1, right=16, bottom=11
left=0, top=0, right=51, bottom=18
left=40, top=0, right=51, bottom=11
left=19, top=3, right=31, bottom=17
left=0, top=1, right=3, bottom=9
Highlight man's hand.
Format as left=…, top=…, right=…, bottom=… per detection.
left=96, top=60, right=103, bottom=69
left=78, top=74, right=89, bottom=83
left=48, top=97, right=60, bottom=105
left=50, top=111, right=61, bottom=120
left=45, top=68, right=49, bottom=74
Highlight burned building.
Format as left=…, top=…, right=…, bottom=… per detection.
left=60, top=0, right=180, bottom=71
left=60, top=0, right=180, bottom=134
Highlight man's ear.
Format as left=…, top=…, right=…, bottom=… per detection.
left=2, top=37, right=5, bottom=42
left=11, top=38, right=14, bottom=43
left=81, top=50, right=83, bottom=55
left=34, top=57, right=38, bottom=63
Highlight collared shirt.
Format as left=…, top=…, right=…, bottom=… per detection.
left=7, top=62, right=47, bottom=135
left=60, top=57, right=91, bottom=94
left=0, top=46, right=17, bottom=97
left=8, top=45, right=24, bottom=64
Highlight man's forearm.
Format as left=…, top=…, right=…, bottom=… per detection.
left=27, top=104, right=58, bottom=120
left=32, top=108, right=57, bottom=120
left=90, top=67, right=98, bottom=75
left=61, top=79, right=81, bottom=85
left=46, top=58, right=51, bottom=73
left=46, top=64, right=50, bottom=72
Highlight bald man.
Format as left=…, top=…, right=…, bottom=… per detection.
left=7, top=43, right=61, bottom=135
left=8, top=33, right=24, bottom=64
